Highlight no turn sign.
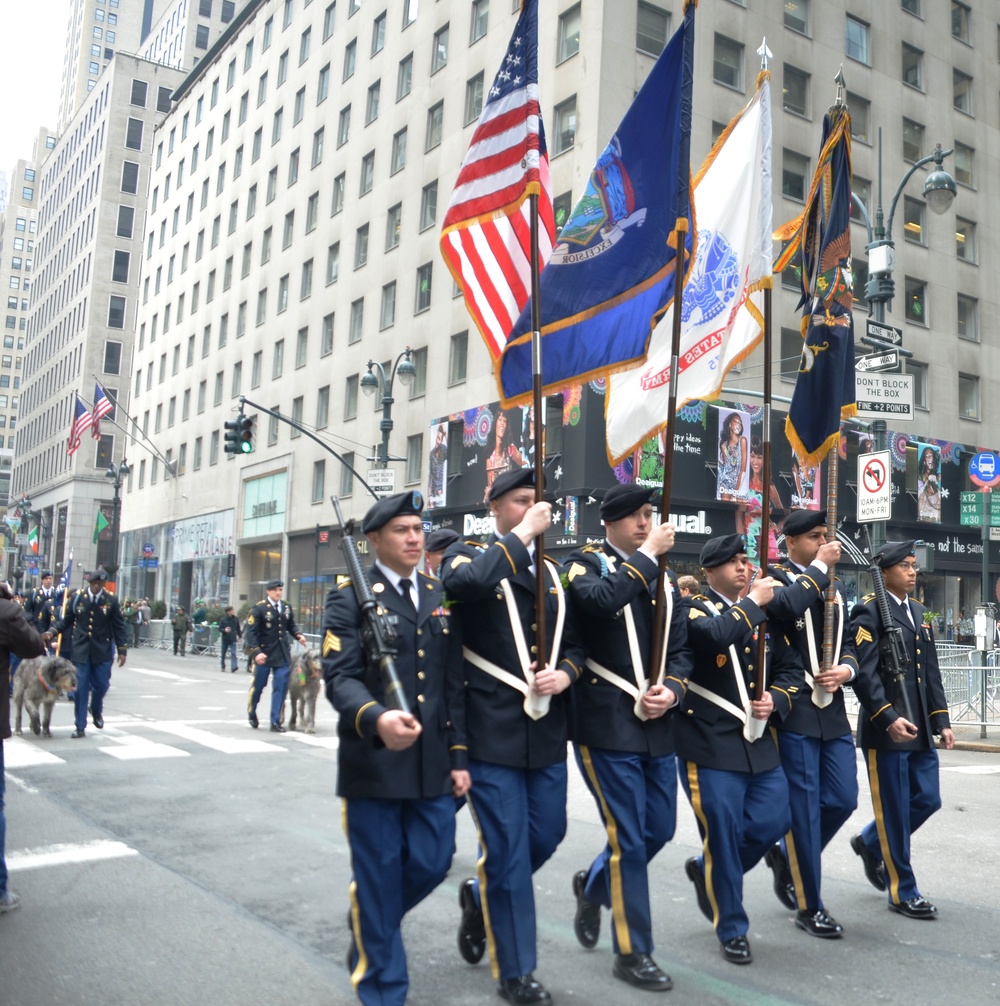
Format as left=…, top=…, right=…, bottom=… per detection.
left=857, top=450, right=891, bottom=522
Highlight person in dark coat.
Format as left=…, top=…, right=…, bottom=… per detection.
left=47, top=568, right=128, bottom=739
left=763, top=509, right=859, bottom=938
left=0, top=582, right=47, bottom=912
left=677, top=534, right=801, bottom=966
left=322, top=491, right=469, bottom=1006
left=171, top=606, right=192, bottom=656
left=424, top=528, right=459, bottom=578
left=23, top=571, right=55, bottom=632
left=566, top=484, right=692, bottom=992
left=218, top=606, right=242, bottom=672
left=245, top=579, right=307, bottom=731
left=440, top=468, right=585, bottom=1006
left=848, top=540, right=954, bottom=920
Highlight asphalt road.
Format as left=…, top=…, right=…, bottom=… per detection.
left=3, top=647, right=999, bottom=1006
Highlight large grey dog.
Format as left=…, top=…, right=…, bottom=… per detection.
left=286, top=648, right=322, bottom=733
left=13, top=656, right=78, bottom=738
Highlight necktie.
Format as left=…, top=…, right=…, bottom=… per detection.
left=399, top=579, right=415, bottom=613
left=900, top=599, right=913, bottom=627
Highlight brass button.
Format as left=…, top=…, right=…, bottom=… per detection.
left=590, top=677, right=598, bottom=684
left=417, top=649, right=425, bottom=658
left=744, top=647, right=751, bottom=654
left=749, top=680, right=756, bottom=689
left=747, top=664, right=754, bottom=671
left=417, top=672, right=426, bottom=681
left=532, top=623, right=537, bottom=632
left=417, top=694, right=425, bottom=703
left=416, top=628, right=422, bottom=636
left=530, top=645, right=537, bottom=654
left=686, top=708, right=693, bottom=715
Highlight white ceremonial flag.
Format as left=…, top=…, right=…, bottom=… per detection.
left=605, top=78, right=773, bottom=464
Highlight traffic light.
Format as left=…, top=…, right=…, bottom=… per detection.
left=223, top=418, right=241, bottom=454
left=238, top=415, right=254, bottom=454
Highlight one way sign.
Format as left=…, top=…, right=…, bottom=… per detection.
left=856, top=349, right=899, bottom=373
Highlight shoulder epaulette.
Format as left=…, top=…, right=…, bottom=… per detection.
left=464, top=539, right=488, bottom=550
left=581, top=544, right=603, bottom=554
left=336, top=576, right=352, bottom=590
left=692, top=593, right=710, bottom=602
left=861, top=593, right=876, bottom=603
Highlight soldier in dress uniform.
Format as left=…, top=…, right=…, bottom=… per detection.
left=322, top=491, right=470, bottom=1006
left=440, top=467, right=585, bottom=1006
left=46, top=568, right=128, bottom=738
left=424, top=528, right=459, bottom=578
left=677, top=534, right=801, bottom=965
left=565, top=484, right=691, bottom=992
left=762, top=509, right=859, bottom=938
left=24, top=571, right=55, bottom=632
left=245, top=578, right=307, bottom=732
left=848, top=540, right=954, bottom=920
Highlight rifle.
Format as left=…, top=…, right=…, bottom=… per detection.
left=331, top=495, right=412, bottom=717
left=862, top=526, right=916, bottom=724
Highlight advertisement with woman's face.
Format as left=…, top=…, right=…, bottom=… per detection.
left=915, top=442, right=942, bottom=524
left=717, top=408, right=751, bottom=502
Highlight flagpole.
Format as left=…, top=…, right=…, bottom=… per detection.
left=755, top=284, right=773, bottom=700
left=529, top=192, right=547, bottom=671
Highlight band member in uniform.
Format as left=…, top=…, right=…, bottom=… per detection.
left=762, top=509, right=858, bottom=937
left=47, top=568, right=128, bottom=738
left=566, top=484, right=691, bottom=992
left=441, top=467, right=584, bottom=1005
left=424, top=528, right=459, bottom=578
left=24, top=571, right=55, bottom=631
left=677, top=534, right=801, bottom=965
left=245, top=579, right=307, bottom=732
left=322, top=491, right=470, bottom=1006
left=849, top=540, right=954, bottom=919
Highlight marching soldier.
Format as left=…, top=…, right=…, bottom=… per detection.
left=245, top=578, right=307, bottom=732
left=24, top=571, right=55, bottom=632
left=46, top=568, right=128, bottom=738
left=424, top=527, right=459, bottom=578
left=762, top=509, right=859, bottom=938
left=677, top=534, right=801, bottom=965
left=440, top=467, right=585, bottom=1006
left=848, top=540, right=954, bottom=919
left=565, top=484, right=691, bottom=992
left=322, top=491, right=470, bottom=1006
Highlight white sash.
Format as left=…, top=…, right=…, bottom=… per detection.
left=705, top=599, right=766, bottom=742
left=462, top=559, right=566, bottom=720
left=785, top=571, right=842, bottom=708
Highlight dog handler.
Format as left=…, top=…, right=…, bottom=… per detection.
left=1, top=581, right=48, bottom=912
left=321, top=491, right=469, bottom=1006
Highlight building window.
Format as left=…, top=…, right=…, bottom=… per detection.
left=380, top=282, right=396, bottom=328
left=344, top=375, right=358, bottom=419
left=301, top=259, right=313, bottom=299
left=385, top=203, right=402, bottom=250
left=312, top=461, right=325, bottom=502
left=956, top=218, right=976, bottom=262
left=426, top=101, right=444, bottom=150
left=903, top=197, right=925, bottom=244
left=130, top=79, right=148, bottom=106
left=420, top=180, right=438, bottom=230
left=324, top=2, right=336, bottom=39
left=288, top=147, right=300, bottom=185
left=415, top=262, right=432, bottom=313
left=338, top=105, right=351, bottom=146
left=372, top=10, right=386, bottom=54
left=432, top=23, right=449, bottom=72
left=902, top=118, right=923, bottom=162
left=952, top=1, right=970, bottom=42
left=344, top=38, right=356, bottom=80
left=408, top=347, right=427, bottom=398
left=360, top=151, right=375, bottom=194
left=349, top=298, right=364, bottom=343
left=845, top=15, right=869, bottom=64
left=397, top=53, right=413, bottom=100
left=957, top=294, right=978, bottom=342
left=306, top=192, right=319, bottom=232
left=465, top=72, right=484, bottom=124
left=108, top=296, right=126, bottom=328
left=959, top=373, right=979, bottom=420
left=333, top=172, right=346, bottom=213
left=953, top=142, right=974, bottom=186
left=783, top=65, right=809, bottom=116
left=713, top=34, right=743, bottom=90
left=406, top=434, right=423, bottom=484
left=636, top=2, right=668, bottom=56
left=953, top=70, right=973, bottom=115
left=355, top=224, right=369, bottom=267
left=318, top=63, right=330, bottom=102
left=470, top=0, right=488, bottom=43
left=339, top=451, right=355, bottom=496
left=327, top=241, right=340, bottom=283
left=111, top=250, right=130, bottom=283
left=300, top=25, right=312, bottom=63
left=558, top=4, right=581, bottom=62
left=902, top=43, right=922, bottom=89
left=553, top=96, right=576, bottom=155
left=847, top=92, right=870, bottom=143
left=904, top=277, right=926, bottom=325
left=125, top=118, right=144, bottom=150
left=317, top=384, right=330, bottom=427
left=449, top=331, right=468, bottom=385
left=366, top=80, right=381, bottom=123
left=782, top=150, right=809, bottom=201
left=322, top=313, right=334, bottom=355
left=103, top=341, right=123, bottom=375
left=908, top=360, right=928, bottom=409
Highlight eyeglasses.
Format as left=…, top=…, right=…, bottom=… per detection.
left=895, top=562, right=920, bottom=572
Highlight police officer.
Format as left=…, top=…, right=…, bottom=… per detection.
left=424, top=528, right=459, bottom=578
left=762, top=509, right=859, bottom=938
left=47, top=568, right=128, bottom=738
left=566, top=484, right=691, bottom=992
left=441, top=467, right=585, bottom=1005
left=323, top=491, right=470, bottom=1006
left=849, top=540, right=954, bottom=920
left=677, top=534, right=800, bottom=965
left=245, top=579, right=307, bottom=731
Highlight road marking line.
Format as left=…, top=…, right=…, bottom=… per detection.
left=281, top=732, right=339, bottom=750
left=98, top=734, right=190, bottom=760
left=941, top=764, right=1000, bottom=774
left=7, top=839, right=139, bottom=871
left=3, top=737, right=65, bottom=768
left=129, top=668, right=203, bottom=684
left=145, top=721, right=287, bottom=754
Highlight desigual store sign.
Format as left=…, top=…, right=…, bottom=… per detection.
left=243, top=472, right=288, bottom=538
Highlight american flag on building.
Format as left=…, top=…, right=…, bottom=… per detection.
left=66, top=394, right=92, bottom=456
left=92, top=383, right=113, bottom=439
left=439, top=0, right=554, bottom=363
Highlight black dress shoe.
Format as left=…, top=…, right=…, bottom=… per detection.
left=572, top=870, right=600, bottom=948
left=92, top=713, right=104, bottom=729
left=612, top=953, right=672, bottom=991
left=720, top=935, right=753, bottom=965
left=71, top=728, right=86, bottom=738
left=850, top=833, right=886, bottom=892
left=457, top=877, right=486, bottom=964
left=684, top=857, right=713, bottom=923
left=795, top=908, right=844, bottom=938
left=248, top=712, right=259, bottom=729
left=764, top=844, right=797, bottom=911
left=270, top=722, right=286, bottom=733
left=497, top=974, right=552, bottom=1004
left=888, top=896, right=938, bottom=920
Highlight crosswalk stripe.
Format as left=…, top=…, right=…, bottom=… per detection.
left=99, top=734, right=189, bottom=760
left=145, top=721, right=287, bottom=754
left=7, top=839, right=138, bottom=871
left=4, top=736, right=66, bottom=768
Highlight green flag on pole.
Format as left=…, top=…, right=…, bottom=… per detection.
left=93, top=510, right=109, bottom=544
left=28, top=525, right=38, bottom=553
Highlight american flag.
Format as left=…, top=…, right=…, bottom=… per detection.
left=92, top=382, right=113, bottom=439
left=440, top=0, right=554, bottom=362
left=66, top=394, right=92, bottom=456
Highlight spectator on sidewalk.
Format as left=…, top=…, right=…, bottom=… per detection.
left=218, top=606, right=242, bottom=673
left=172, top=606, right=193, bottom=656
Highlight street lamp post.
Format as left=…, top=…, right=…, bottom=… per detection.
left=10, top=492, right=31, bottom=594
left=104, top=459, right=131, bottom=584
left=360, top=348, right=417, bottom=469
left=852, top=129, right=956, bottom=551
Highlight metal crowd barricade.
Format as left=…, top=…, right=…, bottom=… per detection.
left=190, top=624, right=220, bottom=656
left=141, top=620, right=174, bottom=651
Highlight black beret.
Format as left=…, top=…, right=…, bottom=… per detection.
left=264, top=578, right=284, bottom=590
left=86, top=568, right=107, bottom=582
left=488, top=467, right=541, bottom=502
left=41, top=570, right=53, bottom=578
left=600, top=484, right=657, bottom=522
left=782, top=509, right=828, bottom=537
left=874, top=540, right=916, bottom=569
left=425, top=528, right=459, bottom=553
left=699, top=533, right=746, bottom=569
left=362, top=490, right=424, bottom=533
